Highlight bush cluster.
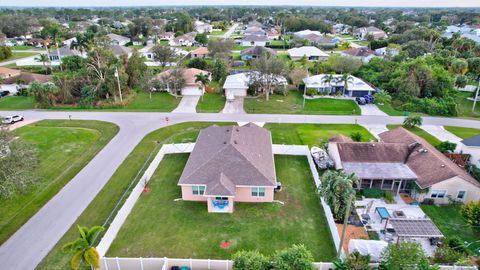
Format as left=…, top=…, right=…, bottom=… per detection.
left=402, top=96, right=458, bottom=116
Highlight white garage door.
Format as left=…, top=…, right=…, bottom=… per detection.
left=181, top=86, right=203, bottom=96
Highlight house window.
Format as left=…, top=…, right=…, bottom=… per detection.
left=192, top=185, right=205, bottom=195
left=251, top=187, right=265, bottom=197
left=430, top=190, right=447, bottom=199
left=457, top=191, right=466, bottom=200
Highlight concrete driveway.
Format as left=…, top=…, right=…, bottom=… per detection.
left=359, top=104, right=387, bottom=116
left=172, top=95, right=200, bottom=113
left=222, top=97, right=245, bottom=114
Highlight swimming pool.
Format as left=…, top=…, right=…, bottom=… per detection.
left=376, top=207, right=391, bottom=221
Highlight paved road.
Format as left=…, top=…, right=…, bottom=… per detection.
left=1, top=110, right=480, bottom=270
left=223, top=23, right=239, bottom=38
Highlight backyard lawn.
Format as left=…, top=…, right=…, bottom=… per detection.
left=266, top=123, right=376, bottom=146
left=244, top=91, right=361, bottom=115
left=386, top=124, right=441, bottom=146
left=0, top=120, right=119, bottom=245
left=106, top=154, right=336, bottom=261
left=196, top=93, right=225, bottom=113
left=0, top=96, right=36, bottom=110
left=0, top=51, right=39, bottom=63
left=421, top=205, right=480, bottom=256
left=444, top=126, right=480, bottom=139
left=37, top=122, right=234, bottom=269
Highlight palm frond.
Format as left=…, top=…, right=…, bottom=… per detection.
left=86, top=226, right=105, bottom=244
left=84, top=247, right=101, bottom=269
left=77, top=225, right=87, bottom=240
left=71, top=250, right=84, bottom=270
left=62, top=238, right=89, bottom=253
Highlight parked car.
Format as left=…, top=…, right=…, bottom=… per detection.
left=311, top=146, right=334, bottom=169
left=0, top=91, right=10, bottom=98
left=2, top=115, right=24, bottom=124
left=355, top=97, right=366, bottom=105
left=364, top=94, right=375, bottom=104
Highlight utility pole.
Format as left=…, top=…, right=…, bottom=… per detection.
left=472, top=79, right=480, bottom=112
left=337, top=193, right=353, bottom=259
left=114, top=67, right=123, bottom=103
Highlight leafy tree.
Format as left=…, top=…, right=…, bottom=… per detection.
left=374, top=90, right=392, bottom=105
left=151, top=44, right=175, bottom=67
left=403, top=115, right=423, bottom=128
left=159, top=67, right=186, bottom=95
left=35, top=53, right=51, bottom=74
left=461, top=201, right=480, bottom=227
left=123, top=50, right=147, bottom=88
left=380, top=241, right=429, bottom=270
left=250, top=53, right=287, bottom=100
left=61, top=56, right=83, bottom=72
left=27, top=81, right=59, bottom=108
left=288, top=68, right=308, bottom=88
left=273, top=244, right=314, bottom=270
left=208, top=38, right=234, bottom=58
left=195, top=33, right=208, bottom=45
left=435, top=141, right=457, bottom=153
left=62, top=225, right=104, bottom=270
left=327, top=55, right=362, bottom=74
left=0, top=127, right=38, bottom=199
left=450, top=58, right=468, bottom=76
left=402, top=40, right=431, bottom=58
left=187, top=58, right=208, bottom=70
left=211, top=58, right=227, bottom=82
left=349, top=132, right=363, bottom=142
left=334, top=251, right=372, bottom=270
left=433, top=245, right=471, bottom=266
left=319, top=170, right=358, bottom=220
left=0, top=46, right=12, bottom=61
left=232, top=250, right=270, bottom=270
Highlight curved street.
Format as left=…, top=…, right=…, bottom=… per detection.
left=1, top=110, right=480, bottom=269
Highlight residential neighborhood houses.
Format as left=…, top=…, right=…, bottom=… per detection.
left=0, top=5, right=480, bottom=270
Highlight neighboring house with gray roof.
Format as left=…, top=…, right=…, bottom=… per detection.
left=328, top=127, right=480, bottom=204
left=178, top=123, right=278, bottom=213
left=241, top=35, right=270, bottom=47
left=107, top=33, right=131, bottom=46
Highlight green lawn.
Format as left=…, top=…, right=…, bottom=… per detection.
left=0, top=120, right=119, bottom=245
left=266, top=123, right=376, bottom=146
left=444, top=126, right=480, bottom=139
left=386, top=125, right=441, bottom=146
left=196, top=93, right=226, bottom=113
left=456, top=92, right=480, bottom=119
left=37, top=122, right=235, bottom=269
left=12, top=45, right=38, bottom=50
left=127, top=44, right=145, bottom=49
left=106, top=154, right=336, bottom=261
left=245, top=91, right=361, bottom=115
left=0, top=96, right=36, bottom=110
left=0, top=51, right=39, bottom=63
left=376, top=102, right=404, bottom=116
left=421, top=205, right=480, bottom=255
left=50, top=92, right=181, bottom=112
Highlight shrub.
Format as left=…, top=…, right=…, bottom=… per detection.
left=435, top=141, right=457, bottom=153
left=362, top=188, right=385, bottom=198
left=232, top=250, right=270, bottom=270
left=187, top=58, right=208, bottom=70
left=461, top=201, right=480, bottom=227
left=403, top=115, right=423, bottom=128
left=305, top=88, right=317, bottom=96
left=380, top=241, right=429, bottom=270
left=455, top=75, right=468, bottom=88
left=367, top=231, right=380, bottom=240
left=402, top=96, right=458, bottom=116
left=349, top=132, right=363, bottom=142
left=384, top=192, right=395, bottom=203
left=433, top=245, right=471, bottom=265
left=273, top=244, right=314, bottom=270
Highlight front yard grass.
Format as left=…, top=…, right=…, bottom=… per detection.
left=376, top=102, right=404, bottom=116
left=444, top=126, right=480, bottom=139
left=0, top=51, right=39, bottom=63
left=106, top=154, right=336, bottom=261
left=244, top=91, right=361, bottom=115
left=37, top=122, right=235, bottom=269
left=266, top=123, right=376, bottom=146
left=0, top=120, right=119, bottom=245
left=0, top=96, right=36, bottom=110
left=386, top=124, right=441, bottom=147
left=196, top=93, right=226, bottom=113
left=456, top=92, right=480, bottom=119
left=421, top=204, right=480, bottom=255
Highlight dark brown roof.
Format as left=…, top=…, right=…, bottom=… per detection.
left=379, top=127, right=479, bottom=188
left=178, top=123, right=276, bottom=196
left=242, top=35, right=270, bottom=42
left=336, top=142, right=409, bottom=163
left=2, top=72, right=52, bottom=85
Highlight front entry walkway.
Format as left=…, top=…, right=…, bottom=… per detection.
left=362, top=124, right=388, bottom=140
left=360, top=104, right=388, bottom=116
left=172, top=95, right=200, bottom=113
left=221, top=97, right=245, bottom=114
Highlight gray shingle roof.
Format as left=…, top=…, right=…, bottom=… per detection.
left=178, top=123, right=276, bottom=196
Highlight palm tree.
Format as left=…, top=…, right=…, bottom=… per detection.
left=321, top=73, right=335, bottom=94
left=62, top=225, right=104, bottom=270
left=35, top=54, right=51, bottom=74
left=336, top=73, right=354, bottom=96
left=195, top=73, right=210, bottom=101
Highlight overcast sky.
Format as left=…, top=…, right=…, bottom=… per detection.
left=0, top=0, right=479, bottom=8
